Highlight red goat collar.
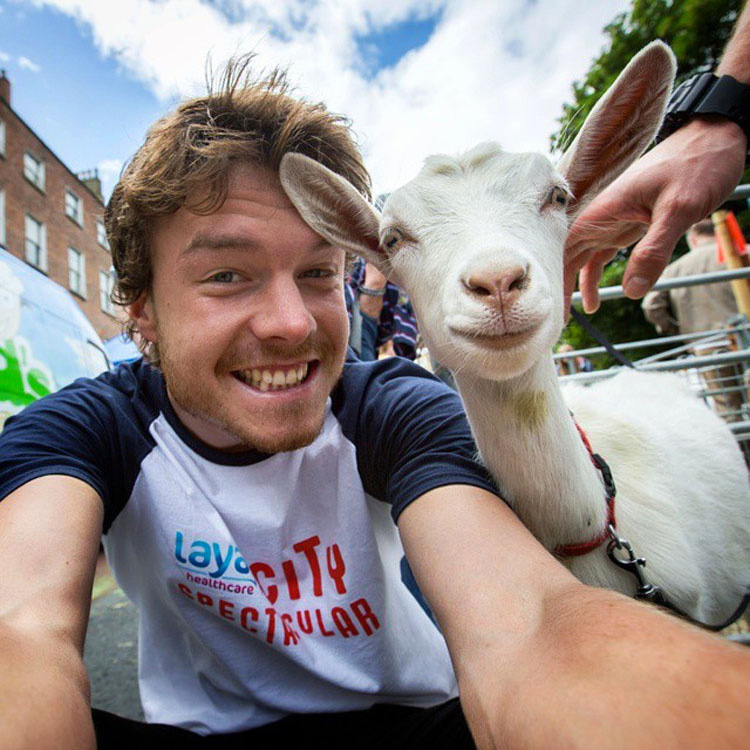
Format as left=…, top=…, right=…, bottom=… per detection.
left=554, top=419, right=617, bottom=558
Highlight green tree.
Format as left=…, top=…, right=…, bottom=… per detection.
left=553, top=0, right=744, bottom=367
left=552, top=0, right=742, bottom=154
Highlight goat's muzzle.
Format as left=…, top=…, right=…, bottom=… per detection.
left=461, top=264, right=529, bottom=312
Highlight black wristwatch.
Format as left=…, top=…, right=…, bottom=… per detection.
left=655, top=72, right=750, bottom=147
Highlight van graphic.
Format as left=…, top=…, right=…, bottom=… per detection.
left=0, top=248, right=111, bottom=430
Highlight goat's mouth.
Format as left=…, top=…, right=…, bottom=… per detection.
left=449, top=325, right=537, bottom=350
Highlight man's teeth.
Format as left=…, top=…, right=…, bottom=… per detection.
left=237, top=363, right=309, bottom=391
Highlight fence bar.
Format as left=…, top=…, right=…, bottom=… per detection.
left=570, top=267, right=750, bottom=305
left=559, top=350, right=750, bottom=384
left=634, top=337, right=732, bottom=365
left=637, top=350, right=750, bottom=371
left=553, top=326, right=750, bottom=360
left=698, top=383, right=749, bottom=398
left=698, top=385, right=748, bottom=399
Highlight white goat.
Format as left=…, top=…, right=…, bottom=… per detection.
left=280, top=42, right=750, bottom=625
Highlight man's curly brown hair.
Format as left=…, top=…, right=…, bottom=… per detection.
left=106, top=57, right=370, bottom=366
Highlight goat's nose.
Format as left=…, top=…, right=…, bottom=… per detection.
left=462, top=265, right=529, bottom=306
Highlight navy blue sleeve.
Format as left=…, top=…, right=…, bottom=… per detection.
left=0, top=362, right=158, bottom=532
left=333, top=357, right=500, bottom=521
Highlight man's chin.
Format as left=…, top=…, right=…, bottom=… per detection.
left=242, top=422, right=325, bottom=454
left=208, top=400, right=330, bottom=454
left=165, top=350, right=344, bottom=455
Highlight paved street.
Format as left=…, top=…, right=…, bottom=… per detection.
left=84, top=556, right=143, bottom=720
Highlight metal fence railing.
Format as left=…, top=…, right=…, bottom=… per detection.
left=557, top=265, right=750, bottom=455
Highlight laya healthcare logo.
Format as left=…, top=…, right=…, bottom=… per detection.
left=173, top=530, right=381, bottom=647
left=175, top=530, right=256, bottom=587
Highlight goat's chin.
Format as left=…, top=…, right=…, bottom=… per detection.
left=431, top=321, right=552, bottom=382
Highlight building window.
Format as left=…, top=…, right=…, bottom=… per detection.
left=99, top=269, right=115, bottom=315
left=24, top=151, right=45, bottom=191
left=0, top=119, right=5, bottom=158
left=65, top=189, right=83, bottom=226
left=0, top=189, right=5, bottom=247
left=25, top=214, right=47, bottom=270
left=96, top=218, right=110, bottom=250
left=68, top=247, right=86, bottom=297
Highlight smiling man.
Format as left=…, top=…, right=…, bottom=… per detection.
left=2, top=62, right=750, bottom=750
left=0, top=62, right=496, bottom=748
left=135, top=164, right=350, bottom=454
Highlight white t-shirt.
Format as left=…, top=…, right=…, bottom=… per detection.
left=0, top=355, right=498, bottom=735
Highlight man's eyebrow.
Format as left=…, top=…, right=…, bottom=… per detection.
left=181, top=233, right=260, bottom=256
left=181, top=233, right=336, bottom=256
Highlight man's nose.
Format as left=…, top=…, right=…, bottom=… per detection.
left=250, top=277, right=317, bottom=344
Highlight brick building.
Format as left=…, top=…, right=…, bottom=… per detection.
left=0, top=70, right=122, bottom=341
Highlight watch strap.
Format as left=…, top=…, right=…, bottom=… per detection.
left=359, top=285, right=386, bottom=297
left=656, top=73, right=750, bottom=144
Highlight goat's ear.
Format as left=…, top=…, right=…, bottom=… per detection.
left=556, top=41, right=676, bottom=216
left=279, top=153, right=391, bottom=276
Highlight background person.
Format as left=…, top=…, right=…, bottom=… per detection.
left=346, top=257, right=418, bottom=362
left=555, top=342, right=594, bottom=376
left=346, top=192, right=419, bottom=363
left=642, top=220, right=739, bottom=336
left=642, top=219, right=745, bottom=420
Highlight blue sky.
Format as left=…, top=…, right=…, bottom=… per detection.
left=0, top=0, right=632, bottom=201
left=1, top=2, right=163, bottom=194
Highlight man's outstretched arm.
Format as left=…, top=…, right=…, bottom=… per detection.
left=0, top=476, right=103, bottom=750
left=399, top=484, right=750, bottom=749
left=564, top=5, right=750, bottom=313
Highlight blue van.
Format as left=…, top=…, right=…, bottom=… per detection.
left=0, top=246, right=111, bottom=431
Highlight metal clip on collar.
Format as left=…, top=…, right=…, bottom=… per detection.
left=606, top=524, right=668, bottom=605
left=606, top=523, right=750, bottom=629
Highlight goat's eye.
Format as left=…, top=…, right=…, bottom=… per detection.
left=547, top=186, right=570, bottom=209
left=381, top=227, right=405, bottom=250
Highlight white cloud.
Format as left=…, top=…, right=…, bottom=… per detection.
left=98, top=157, right=124, bottom=179
left=18, top=55, right=41, bottom=72
left=0, top=51, right=10, bottom=63
left=21, top=0, right=631, bottom=192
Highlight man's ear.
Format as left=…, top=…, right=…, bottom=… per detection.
left=127, top=292, right=157, bottom=344
left=279, top=153, right=391, bottom=278
left=556, top=41, right=676, bottom=218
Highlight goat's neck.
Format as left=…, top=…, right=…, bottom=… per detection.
left=453, top=355, right=607, bottom=550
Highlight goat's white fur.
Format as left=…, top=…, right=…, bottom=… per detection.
left=280, top=42, right=750, bottom=623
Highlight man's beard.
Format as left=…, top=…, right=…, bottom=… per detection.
left=159, top=335, right=345, bottom=454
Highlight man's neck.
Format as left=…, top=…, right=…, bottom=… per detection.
left=166, top=387, right=250, bottom=452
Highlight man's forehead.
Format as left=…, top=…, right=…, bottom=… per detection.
left=226, top=162, right=288, bottom=195
left=150, top=161, right=346, bottom=261
left=151, top=174, right=294, bottom=239
left=185, top=163, right=293, bottom=214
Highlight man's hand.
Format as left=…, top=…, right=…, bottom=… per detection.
left=564, top=117, right=747, bottom=313
left=359, top=261, right=389, bottom=319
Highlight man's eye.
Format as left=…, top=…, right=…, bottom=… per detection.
left=207, top=271, right=240, bottom=283
left=303, top=268, right=335, bottom=279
